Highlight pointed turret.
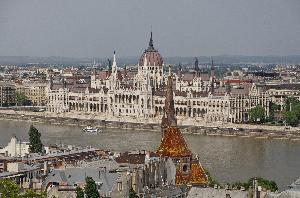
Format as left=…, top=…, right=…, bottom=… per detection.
left=148, top=31, right=154, bottom=50
left=210, top=58, right=215, bottom=94
left=177, top=63, right=183, bottom=81
left=62, top=77, right=67, bottom=89
left=194, top=57, right=199, bottom=71
left=161, top=72, right=177, bottom=130
left=49, top=75, right=53, bottom=90
left=112, top=51, right=117, bottom=73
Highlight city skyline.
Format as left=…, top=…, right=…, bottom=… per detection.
left=0, top=0, right=300, bottom=58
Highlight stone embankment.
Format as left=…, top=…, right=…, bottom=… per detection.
left=1, top=109, right=300, bottom=141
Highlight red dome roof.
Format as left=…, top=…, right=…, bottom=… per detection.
left=139, top=32, right=163, bottom=66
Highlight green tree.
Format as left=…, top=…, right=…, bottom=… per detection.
left=249, top=177, right=278, bottom=192
left=249, top=105, right=265, bottom=123
left=0, top=179, right=46, bottom=198
left=269, top=102, right=280, bottom=121
left=284, top=111, right=299, bottom=127
left=129, top=188, right=139, bottom=198
left=28, top=125, right=43, bottom=153
left=292, top=103, right=300, bottom=119
left=15, top=92, right=27, bottom=106
left=285, top=97, right=299, bottom=111
left=22, top=189, right=46, bottom=198
left=231, top=177, right=278, bottom=192
left=84, top=177, right=99, bottom=198
left=0, top=179, right=21, bottom=198
left=204, top=169, right=220, bottom=188
left=75, top=186, right=84, bottom=198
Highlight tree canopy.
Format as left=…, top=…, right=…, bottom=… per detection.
left=231, top=177, right=278, bottom=192
left=75, top=187, right=84, bottom=198
left=284, top=111, right=299, bottom=127
left=129, top=188, right=139, bottom=198
left=283, top=97, right=300, bottom=126
left=84, top=177, right=99, bottom=198
left=249, top=105, right=265, bottom=123
left=28, top=125, right=43, bottom=153
left=0, top=179, right=20, bottom=198
left=15, top=92, right=28, bottom=106
left=0, top=179, right=46, bottom=198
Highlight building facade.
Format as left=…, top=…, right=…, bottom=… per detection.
left=16, top=82, right=47, bottom=106
left=0, top=81, right=16, bottom=107
left=46, top=33, right=270, bottom=123
left=0, top=136, right=30, bottom=157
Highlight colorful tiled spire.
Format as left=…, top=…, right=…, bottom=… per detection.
left=161, top=74, right=177, bottom=130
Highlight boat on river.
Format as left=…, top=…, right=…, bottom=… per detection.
left=82, top=126, right=102, bottom=134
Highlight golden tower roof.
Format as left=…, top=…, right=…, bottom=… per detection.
left=157, top=127, right=192, bottom=157
left=175, top=162, right=208, bottom=186
left=189, top=161, right=208, bottom=185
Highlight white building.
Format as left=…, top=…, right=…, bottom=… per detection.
left=46, top=33, right=269, bottom=123
left=0, top=136, right=30, bottom=157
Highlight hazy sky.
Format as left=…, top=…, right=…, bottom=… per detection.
left=1, top=0, right=300, bottom=58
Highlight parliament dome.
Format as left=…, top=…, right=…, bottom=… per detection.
left=139, top=32, right=163, bottom=67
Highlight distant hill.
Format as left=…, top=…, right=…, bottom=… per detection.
left=0, top=55, right=299, bottom=66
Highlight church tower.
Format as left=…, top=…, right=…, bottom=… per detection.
left=157, top=73, right=208, bottom=186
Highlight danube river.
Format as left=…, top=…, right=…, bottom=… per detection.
left=0, top=119, right=300, bottom=190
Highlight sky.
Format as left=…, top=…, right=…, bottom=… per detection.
left=0, top=0, right=300, bottom=58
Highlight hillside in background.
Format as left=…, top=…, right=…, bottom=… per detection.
left=0, top=55, right=300, bottom=66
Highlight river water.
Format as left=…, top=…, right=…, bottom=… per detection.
left=0, top=119, right=300, bottom=190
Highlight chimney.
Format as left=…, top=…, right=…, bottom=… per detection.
left=43, top=161, right=49, bottom=176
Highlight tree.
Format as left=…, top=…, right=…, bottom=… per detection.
left=257, top=178, right=278, bottom=192
left=249, top=177, right=278, bottom=192
left=269, top=102, right=280, bottom=121
left=129, top=188, right=139, bottom=198
left=22, top=189, right=46, bottom=198
left=285, top=97, right=299, bottom=111
left=75, top=187, right=84, bottom=198
left=249, top=105, right=265, bottom=123
left=0, top=179, right=20, bottom=198
left=84, top=177, right=99, bottom=198
left=204, top=169, right=220, bottom=188
left=284, top=111, right=299, bottom=127
left=0, top=179, right=46, bottom=198
left=15, top=92, right=27, bottom=106
left=291, top=103, right=300, bottom=119
left=28, top=125, right=43, bottom=153
left=231, top=177, right=278, bottom=192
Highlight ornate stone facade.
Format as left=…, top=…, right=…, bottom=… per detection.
left=46, top=33, right=269, bottom=124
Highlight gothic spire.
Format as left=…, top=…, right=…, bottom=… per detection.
left=113, top=51, right=116, bottom=65
left=148, top=31, right=154, bottom=50
left=194, top=57, right=199, bottom=71
left=49, top=75, right=53, bottom=90
left=161, top=74, right=177, bottom=129
left=210, top=58, right=215, bottom=94
left=112, top=51, right=117, bottom=74
left=211, top=58, right=214, bottom=70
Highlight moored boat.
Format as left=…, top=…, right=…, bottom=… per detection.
left=82, top=126, right=102, bottom=134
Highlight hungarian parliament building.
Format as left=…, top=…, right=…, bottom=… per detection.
left=46, top=33, right=269, bottom=124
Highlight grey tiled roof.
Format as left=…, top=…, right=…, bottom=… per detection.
left=43, top=168, right=120, bottom=194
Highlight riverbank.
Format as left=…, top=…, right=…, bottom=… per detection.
left=1, top=109, right=300, bottom=140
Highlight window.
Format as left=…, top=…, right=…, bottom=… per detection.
left=182, top=164, right=188, bottom=173
left=117, top=182, right=122, bottom=191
